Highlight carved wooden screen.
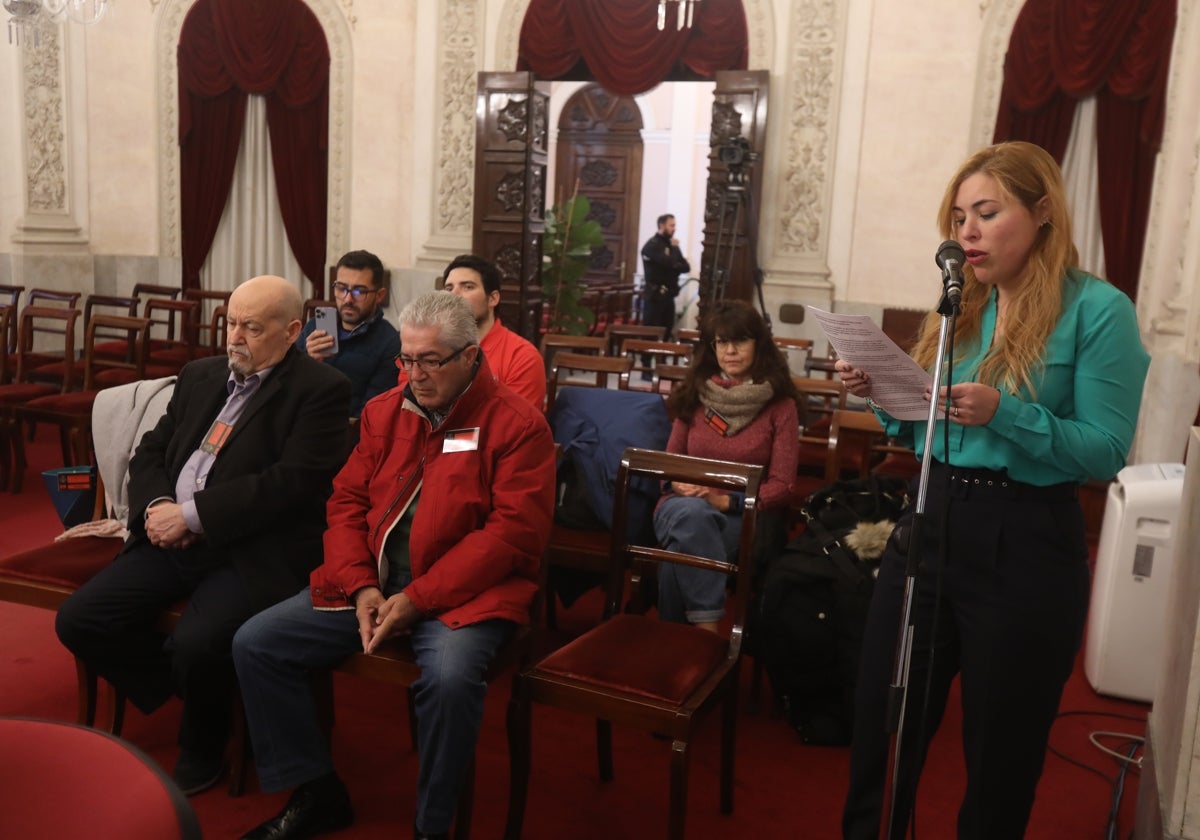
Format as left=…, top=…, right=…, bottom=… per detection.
left=698, top=70, right=769, bottom=318
left=554, top=85, right=645, bottom=288
left=472, top=72, right=550, bottom=343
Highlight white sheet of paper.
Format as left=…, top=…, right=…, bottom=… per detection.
left=807, top=307, right=937, bottom=421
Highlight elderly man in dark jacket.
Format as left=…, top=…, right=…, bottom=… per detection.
left=56, top=274, right=352, bottom=796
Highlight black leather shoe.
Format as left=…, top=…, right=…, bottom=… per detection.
left=241, top=779, right=354, bottom=840
left=171, top=748, right=225, bottom=796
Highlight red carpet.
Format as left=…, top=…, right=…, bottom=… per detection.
left=0, top=428, right=1147, bottom=838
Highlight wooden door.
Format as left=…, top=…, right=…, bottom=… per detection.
left=698, top=70, right=769, bottom=319
left=554, top=85, right=644, bottom=289
left=472, top=72, right=550, bottom=343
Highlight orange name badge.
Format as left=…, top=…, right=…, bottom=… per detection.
left=442, top=427, right=480, bottom=453
left=200, top=419, right=233, bottom=455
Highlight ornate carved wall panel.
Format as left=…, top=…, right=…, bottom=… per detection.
left=434, top=0, right=480, bottom=238
left=473, top=71, right=549, bottom=342
left=13, top=26, right=84, bottom=244
left=775, top=0, right=838, bottom=259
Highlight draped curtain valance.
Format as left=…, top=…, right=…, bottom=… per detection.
left=517, top=0, right=747, bottom=97
left=178, top=0, right=330, bottom=293
left=993, top=0, right=1176, bottom=300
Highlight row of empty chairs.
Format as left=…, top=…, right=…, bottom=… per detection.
left=0, top=284, right=231, bottom=492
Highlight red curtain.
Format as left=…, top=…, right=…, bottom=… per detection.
left=517, top=0, right=747, bottom=96
left=178, top=0, right=330, bottom=292
left=992, top=0, right=1176, bottom=300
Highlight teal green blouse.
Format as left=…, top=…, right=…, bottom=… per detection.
left=876, top=271, right=1150, bottom=486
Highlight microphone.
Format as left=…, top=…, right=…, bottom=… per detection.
left=935, top=240, right=965, bottom=308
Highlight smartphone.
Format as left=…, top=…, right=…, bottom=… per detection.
left=313, top=306, right=339, bottom=354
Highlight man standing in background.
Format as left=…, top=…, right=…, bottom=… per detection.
left=640, top=213, right=691, bottom=338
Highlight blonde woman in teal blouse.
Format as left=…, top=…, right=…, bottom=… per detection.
left=837, top=141, right=1150, bottom=840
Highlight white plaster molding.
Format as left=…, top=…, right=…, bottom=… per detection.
left=155, top=0, right=353, bottom=260
left=772, top=0, right=840, bottom=263
left=495, top=0, right=773, bottom=76
left=1139, top=0, right=1200, bottom=363
left=432, top=0, right=480, bottom=238
left=969, top=0, right=1023, bottom=151
left=13, top=24, right=86, bottom=245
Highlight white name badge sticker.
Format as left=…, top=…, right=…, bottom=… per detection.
left=442, top=427, right=481, bottom=453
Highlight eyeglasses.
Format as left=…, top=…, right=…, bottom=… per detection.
left=394, top=346, right=469, bottom=373
left=711, top=337, right=754, bottom=350
left=332, top=282, right=380, bottom=300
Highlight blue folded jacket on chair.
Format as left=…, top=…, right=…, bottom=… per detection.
left=549, top=385, right=672, bottom=543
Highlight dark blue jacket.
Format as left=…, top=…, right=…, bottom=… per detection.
left=297, top=309, right=400, bottom=417
left=549, top=386, right=671, bottom=541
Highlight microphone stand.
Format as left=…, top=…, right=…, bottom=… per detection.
left=883, top=272, right=960, bottom=840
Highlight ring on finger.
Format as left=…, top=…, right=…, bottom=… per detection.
left=953, top=405, right=960, bottom=417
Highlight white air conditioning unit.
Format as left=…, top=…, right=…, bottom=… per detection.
left=1084, top=462, right=1186, bottom=702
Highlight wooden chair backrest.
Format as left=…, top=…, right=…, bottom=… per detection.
left=546, top=352, right=633, bottom=412
left=16, top=305, right=81, bottom=391
left=603, top=323, right=666, bottom=356
left=81, top=315, right=153, bottom=390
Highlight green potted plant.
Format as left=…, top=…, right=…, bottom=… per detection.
left=542, top=186, right=603, bottom=336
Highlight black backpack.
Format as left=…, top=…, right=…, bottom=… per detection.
left=755, top=475, right=909, bottom=745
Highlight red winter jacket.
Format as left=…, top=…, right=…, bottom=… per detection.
left=310, top=356, right=555, bottom=628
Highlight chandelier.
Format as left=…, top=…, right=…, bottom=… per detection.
left=656, top=0, right=700, bottom=31
left=5, top=0, right=108, bottom=48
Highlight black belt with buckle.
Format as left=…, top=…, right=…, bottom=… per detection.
left=933, top=463, right=1079, bottom=502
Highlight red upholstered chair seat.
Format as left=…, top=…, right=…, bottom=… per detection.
left=0, top=535, right=122, bottom=595
left=22, top=390, right=99, bottom=414
left=0, top=382, right=57, bottom=404
left=0, top=717, right=201, bottom=840
left=536, top=613, right=727, bottom=704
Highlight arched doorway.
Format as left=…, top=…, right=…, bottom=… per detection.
left=554, top=84, right=644, bottom=289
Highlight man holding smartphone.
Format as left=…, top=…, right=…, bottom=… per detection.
left=297, top=249, right=401, bottom=417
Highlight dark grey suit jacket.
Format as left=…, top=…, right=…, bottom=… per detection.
left=126, top=347, right=352, bottom=608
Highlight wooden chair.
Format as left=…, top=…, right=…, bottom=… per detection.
left=546, top=352, right=632, bottom=411
left=824, top=408, right=919, bottom=482
left=543, top=388, right=672, bottom=629
left=0, top=284, right=22, bottom=357
left=0, top=307, right=81, bottom=490
left=142, top=298, right=201, bottom=374
left=793, top=376, right=846, bottom=471
left=132, top=283, right=185, bottom=352
left=183, top=289, right=233, bottom=357
left=27, top=288, right=83, bottom=309
left=42, top=294, right=141, bottom=383
left=881, top=306, right=927, bottom=354
left=538, top=333, right=607, bottom=378
left=0, top=378, right=175, bottom=729
left=674, top=327, right=701, bottom=351
left=505, top=447, right=763, bottom=840
left=649, top=362, right=690, bottom=397
left=0, top=305, right=12, bottom=384
left=14, top=315, right=152, bottom=482
left=603, top=322, right=666, bottom=357
left=620, top=339, right=692, bottom=390
left=773, top=335, right=814, bottom=375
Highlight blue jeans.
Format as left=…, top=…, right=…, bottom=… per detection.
left=232, top=588, right=513, bottom=834
left=652, top=494, right=742, bottom=624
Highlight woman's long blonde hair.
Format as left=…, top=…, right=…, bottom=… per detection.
left=910, top=141, right=1083, bottom=396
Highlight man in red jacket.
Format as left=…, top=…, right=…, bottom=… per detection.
left=233, top=291, right=555, bottom=840
left=398, top=254, right=545, bottom=410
